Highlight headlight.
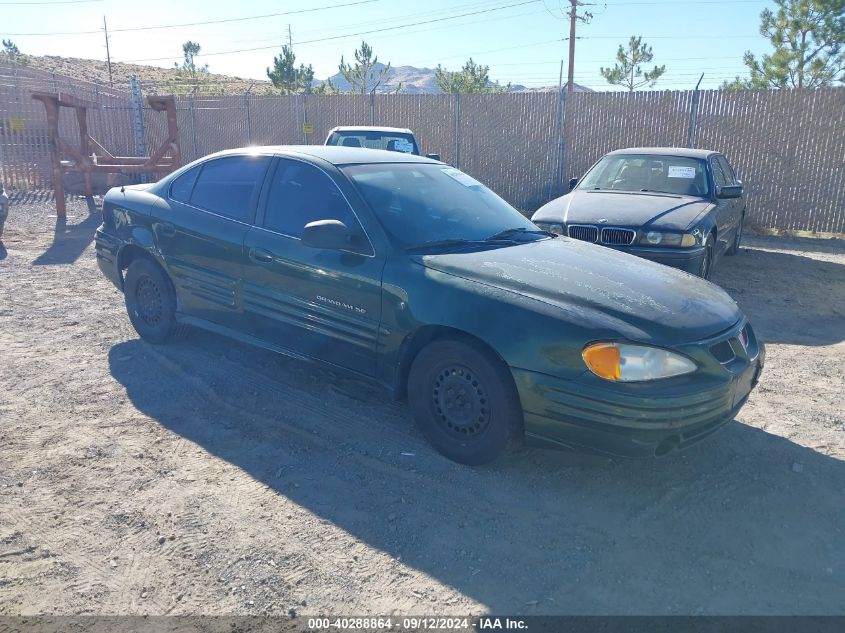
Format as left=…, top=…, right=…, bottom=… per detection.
left=640, top=231, right=697, bottom=247
left=582, top=342, right=697, bottom=381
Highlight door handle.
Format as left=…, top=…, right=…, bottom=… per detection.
left=249, top=247, right=274, bottom=263
left=159, top=222, right=176, bottom=237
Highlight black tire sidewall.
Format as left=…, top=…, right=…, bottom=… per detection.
left=700, top=236, right=715, bottom=279
left=124, top=258, right=178, bottom=344
left=408, top=339, right=521, bottom=465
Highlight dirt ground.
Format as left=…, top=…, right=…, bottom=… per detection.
left=1, top=195, right=844, bottom=617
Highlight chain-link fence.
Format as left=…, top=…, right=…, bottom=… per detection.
left=1, top=64, right=843, bottom=233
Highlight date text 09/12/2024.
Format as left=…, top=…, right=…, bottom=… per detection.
left=306, top=617, right=527, bottom=630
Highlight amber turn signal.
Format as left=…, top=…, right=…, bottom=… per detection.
left=582, top=343, right=621, bottom=380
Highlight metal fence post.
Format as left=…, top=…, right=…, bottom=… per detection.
left=190, top=91, right=199, bottom=160
left=548, top=64, right=565, bottom=201
left=556, top=91, right=568, bottom=195
left=301, top=94, right=308, bottom=144
left=453, top=92, right=461, bottom=169
left=687, top=73, right=704, bottom=148
left=129, top=76, right=148, bottom=182
left=370, top=92, right=375, bottom=126
left=243, top=92, right=252, bottom=145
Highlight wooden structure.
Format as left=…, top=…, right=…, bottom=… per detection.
left=31, top=92, right=181, bottom=216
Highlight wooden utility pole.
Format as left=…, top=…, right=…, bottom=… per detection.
left=565, top=1, right=593, bottom=93
left=103, top=16, right=113, bottom=85
left=567, top=0, right=577, bottom=93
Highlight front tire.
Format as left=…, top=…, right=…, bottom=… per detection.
left=408, top=338, right=522, bottom=465
left=123, top=257, right=180, bottom=344
left=699, top=234, right=715, bottom=280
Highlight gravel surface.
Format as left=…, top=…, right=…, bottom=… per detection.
left=1, top=195, right=844, bottom=616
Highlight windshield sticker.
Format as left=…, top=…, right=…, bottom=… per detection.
left=392, top=140, right=414, bottom=153
left=442, top=168, right=482, bottom=188
left=668, top=166, right=696, bottom=179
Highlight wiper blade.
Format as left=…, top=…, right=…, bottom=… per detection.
left=485, top=227, right=557, bottom=241
left=639, top=189, right=683, bottom=196
left=406, top=238, right=484, bottom=252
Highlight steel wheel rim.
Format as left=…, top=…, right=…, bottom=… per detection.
left=432, top=364, right=490, bottom=438
left=135, top=276, right=163, bottom=326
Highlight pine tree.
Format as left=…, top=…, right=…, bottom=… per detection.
left=266, top=45, right=314, bottom=94
left=600, top=36, right=666, bottom=91
left=338, top=41, right=394, bottom=94
left=723, top=0, right=844, bottom=89
left=434, top=58, right=509, bottom=93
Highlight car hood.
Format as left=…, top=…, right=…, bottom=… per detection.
left=532, top=190, right=713, bottom=231
left=414, top=238, right=741, bottom=343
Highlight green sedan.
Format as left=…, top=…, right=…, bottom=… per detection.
left=95, top=146, right=764, bottom=465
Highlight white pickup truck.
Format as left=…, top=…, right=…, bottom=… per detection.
left=324, top=126, right=440, bottom=161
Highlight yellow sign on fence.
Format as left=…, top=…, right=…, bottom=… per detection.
left=9, top=117, right=25, bottom=132
left=302, top=122, right=314, bottom=134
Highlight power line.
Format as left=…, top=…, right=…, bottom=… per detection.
left=3, top=0, right=383, bottom=36
left=120, top=0, right=543, bottom=63
left=0, top=0, right=100, bottom=4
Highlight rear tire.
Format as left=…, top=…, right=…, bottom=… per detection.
left=123, top=257, right=181, bottom=344
left=408, top=338, right=522, bottom=465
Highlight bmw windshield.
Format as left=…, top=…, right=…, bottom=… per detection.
left=578, top=154, right=710, bottom=197
left=343, top=163, right=548, bottom=251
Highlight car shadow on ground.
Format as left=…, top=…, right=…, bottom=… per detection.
left=712, top=246, right=845, bottom=346
left=32, top=197, right=100, bottom=266
left=109, top=332, right=845, bottom=614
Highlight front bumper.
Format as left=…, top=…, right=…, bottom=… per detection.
left=513, top=321, right=765, bottom=458
left=611, top=244, right=705, bottom=275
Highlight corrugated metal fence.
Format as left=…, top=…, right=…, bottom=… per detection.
left=1, top=64, right=843, bottom=233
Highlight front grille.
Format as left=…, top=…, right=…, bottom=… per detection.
left=567, top=224, right=598, bottom=242
left=710, top=323, right=757, bottom=365
left=601, top=227, right=636, bottom=245
left=710, top=340, right=736, bottom=364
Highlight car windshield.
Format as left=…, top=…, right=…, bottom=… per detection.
left=343, top=163, right=542, bottom=249
left=578, top=154, right=710, bottom=197
left=327, top=130, right=420, bottom=155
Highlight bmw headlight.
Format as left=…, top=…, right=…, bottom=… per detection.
left=640, top=231, right=697, bottom=247
left=582, top=342, right=697, bottom=381
left=536, top=222, right=565, bottom=236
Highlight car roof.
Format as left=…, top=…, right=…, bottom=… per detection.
left=608, top=147, right=720, bottom=159
left=206, top=145, right=436, bottom=166
left=329, top=125, right=414, bottom=134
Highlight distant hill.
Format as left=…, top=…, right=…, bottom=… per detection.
left=17, top=55, right=592, bottom=95
left=319, top=62, right=593, bottom=94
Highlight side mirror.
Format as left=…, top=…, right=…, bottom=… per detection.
left=302, top=219, right=357, bottom=251
left=569, top=177, right=579, bottom=191
left=717, top=184, right=743, bottom=199
left=425, top=153, right=441, bottom=161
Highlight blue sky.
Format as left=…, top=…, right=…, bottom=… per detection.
left=4, top=0, right=775, bottom=90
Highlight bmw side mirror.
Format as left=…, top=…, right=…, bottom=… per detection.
left=569, top=177, right=579, bottom=191
left=717, top=184, right=743, bottom=199
left=302, top=219, right=356, bottom=251
left=425, top=153, right=441, bottom=161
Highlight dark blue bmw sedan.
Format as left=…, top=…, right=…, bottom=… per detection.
left=532, top=148, right=746, bottom=279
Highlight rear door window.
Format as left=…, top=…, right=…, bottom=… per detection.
left=189, top=155, right=271, bottom=222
